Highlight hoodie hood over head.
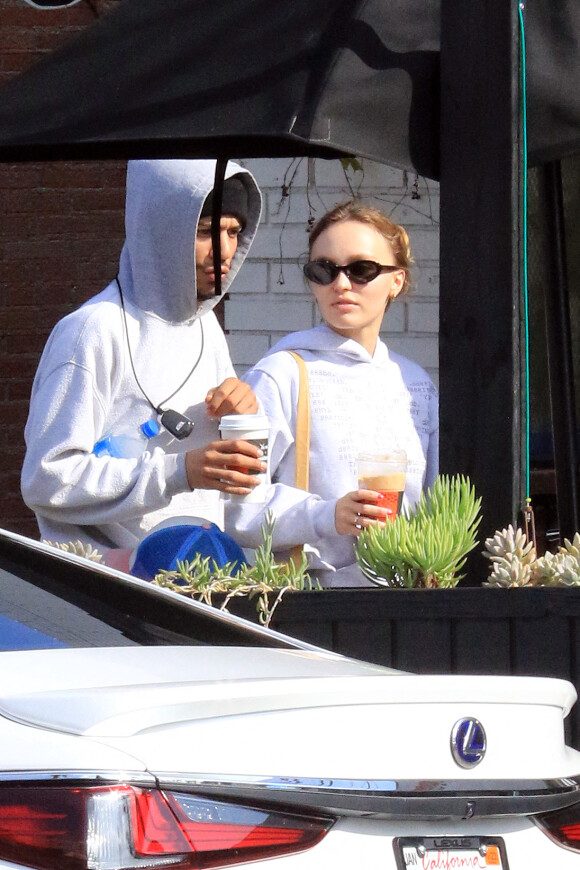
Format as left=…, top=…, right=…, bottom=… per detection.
left=118, top=159, right=262, bottom=323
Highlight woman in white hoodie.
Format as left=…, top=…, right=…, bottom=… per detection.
left=226, top=201, right=439, bottom=587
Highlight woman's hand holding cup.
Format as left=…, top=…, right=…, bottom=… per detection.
left=335, top=489, right=391, bottom=536
left=335, top=450, right=408, bottom=535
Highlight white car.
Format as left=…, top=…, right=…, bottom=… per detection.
left=0, top=528, right=579, bottom=870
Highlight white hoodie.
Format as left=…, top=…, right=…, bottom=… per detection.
left=226, top=325, right=438, bottom=587
left=21, top=159, right=262, bottom=550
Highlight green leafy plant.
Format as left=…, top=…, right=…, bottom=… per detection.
left=340, top=156, right=363, bottom=174
left=484, top=526, right=580, bottom=587
left=355, top=475, right=482, bottom=588
left=152, top=511, right=319, bottom=625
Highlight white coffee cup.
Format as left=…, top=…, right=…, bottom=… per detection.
left=218, top=413, right=270, bottom=503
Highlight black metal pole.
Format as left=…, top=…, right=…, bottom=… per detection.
left=439, top=0, right=524, bottom=583
left=540, top=160, right=579, bottom=539
left=211, top=157, right=228, bottom=296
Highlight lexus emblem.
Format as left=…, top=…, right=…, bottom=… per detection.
left=451, top=718, right=486, bottom=768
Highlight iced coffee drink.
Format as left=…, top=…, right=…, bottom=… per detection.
left=357, top=450, right=407, bottom=521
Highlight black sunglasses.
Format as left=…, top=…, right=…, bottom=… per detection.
left=22, top=0, right=82, bottom=7
left=303, top=259, right=401, bottom=286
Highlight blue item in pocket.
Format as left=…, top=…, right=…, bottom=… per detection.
left=131, top=523, right=248, bottom=582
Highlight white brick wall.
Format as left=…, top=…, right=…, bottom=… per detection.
left=225, top=157, right=440, bottom=385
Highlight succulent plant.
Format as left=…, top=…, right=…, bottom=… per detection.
left=43, top=539, right=104, bottom=563
left=485, top=524, right=535, bottom=562
left=562, top=532, right=580, bottom=561
left=153, top=511, right=319, bottom=625
left=47, top=515, right=316, bottom=626
left=355, top=475, right=482, bottom=588
left=483, top=525, right=536, bottom=587
left=545, top=553, right=580, bottom=586
left=484, top=527, right=580, bottom=587
left=485, top=554, right=534, bottom=587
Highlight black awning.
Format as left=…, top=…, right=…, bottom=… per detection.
left=0, top=0, right=578, bottom=175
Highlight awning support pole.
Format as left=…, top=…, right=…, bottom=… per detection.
left=439, top=0, right=524, bottom=581
left=541, top=159, right=579, bottom=539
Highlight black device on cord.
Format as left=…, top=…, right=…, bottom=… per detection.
left=116, top=276, right=199, bottom=440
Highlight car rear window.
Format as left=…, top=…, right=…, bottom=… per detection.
left=0, top=571, right=138, bottom=650
left=0, top=531, right=297, bottom=652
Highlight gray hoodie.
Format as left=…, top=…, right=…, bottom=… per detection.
left=21, top=159, right=262, bottom=550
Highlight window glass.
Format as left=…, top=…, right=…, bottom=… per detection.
left=0, top=570, right=137, bottom=650
left=0, top=535, right=291, bottom=652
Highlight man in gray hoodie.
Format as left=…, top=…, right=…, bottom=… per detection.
left=21, top=159, right=264, bottom=554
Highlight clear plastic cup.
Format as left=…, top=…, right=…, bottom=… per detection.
left=357, top=450, right=408, bottom=521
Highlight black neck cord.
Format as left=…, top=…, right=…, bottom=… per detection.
left=115, top=275, right=205, bottom=415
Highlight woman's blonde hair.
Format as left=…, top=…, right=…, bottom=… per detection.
left=308, top=201, right=412, bottom=294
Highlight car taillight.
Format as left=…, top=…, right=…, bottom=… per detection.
left=536, top=802, right=580, bottom=852
left=0, top=785, right=333, bottom=869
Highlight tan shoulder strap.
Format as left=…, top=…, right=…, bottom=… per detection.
left=287, top=351, right=310, bottom=490
left=286, top=351, right=310, bottom=569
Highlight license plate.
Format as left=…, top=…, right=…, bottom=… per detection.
left=394, top=837, right=509, bottom=869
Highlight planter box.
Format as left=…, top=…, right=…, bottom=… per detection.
left=228, top=587, right=580, bottom=750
